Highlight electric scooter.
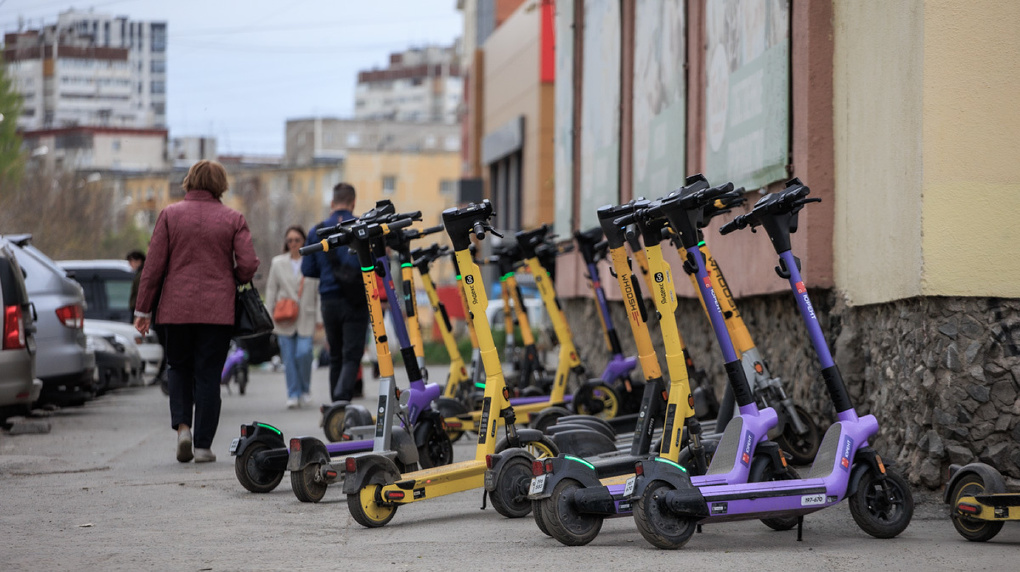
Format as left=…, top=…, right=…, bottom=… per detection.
left=626, top=178, right=913, bottom=549
left=220, top=339, right=249, bottom=394
left=341, top=200, right=559, bottom=527
left=526, top=188, right=794, bottom=545
left=946, top=462, right=1020, bottom=542
left=230, top=209, right=449, bottom=498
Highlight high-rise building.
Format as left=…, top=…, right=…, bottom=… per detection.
left=3, top=10, right=167, bottom=131
left=354, top=41, right=463, bottom=124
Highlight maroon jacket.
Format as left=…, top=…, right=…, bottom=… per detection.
left=136, top=190, right=259, bottom=325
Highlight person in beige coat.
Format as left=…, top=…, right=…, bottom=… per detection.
left=265, top=226, right=321, bottom=408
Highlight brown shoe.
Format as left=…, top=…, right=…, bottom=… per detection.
left=176, top=430, right=193, bottom=463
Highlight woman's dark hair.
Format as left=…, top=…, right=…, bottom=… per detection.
left=181, top=160, right=229, bottom=198
left=283, top=225, right=307, bottom=252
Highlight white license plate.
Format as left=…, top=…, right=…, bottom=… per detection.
left=529, top=474, right=547, bottom=495
left=624, top=476, right=636, bottom=497
left=483, top=471, right=494, bottom=490
left=229, top=438, right=240, bottom=455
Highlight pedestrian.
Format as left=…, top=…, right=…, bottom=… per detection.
left=265, top=225, right=320, bottom=409
left=127, top=249, right=168, bottom=386
left=134, top=160, right=259, bottom=464
left=302, top=183, right=368, bottom=402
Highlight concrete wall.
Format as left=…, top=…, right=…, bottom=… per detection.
left=834, top=0, right=1020, bottom=305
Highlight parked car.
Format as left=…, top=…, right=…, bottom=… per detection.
left=0, top=239, right=42, bottom=418
left=84, top=324, right=143, bottom=393
left=1, top=235, right=95, bottom=405
left=58, top=260, right=164, bottom=376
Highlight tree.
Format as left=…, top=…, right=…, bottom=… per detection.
left=0, top=60, right=25, bottom=189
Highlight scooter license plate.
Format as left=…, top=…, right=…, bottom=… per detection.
left=529, top=474, right=547, bottom=495
left=624, top=476, right=636, bottom=497
left=484, top=471, right=494, bottom=490
left=229, top=438, right=240, bottom=455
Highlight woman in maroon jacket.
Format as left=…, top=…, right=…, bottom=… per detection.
left=134, top=160, right=259, bottom=463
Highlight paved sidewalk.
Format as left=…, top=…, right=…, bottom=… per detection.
left=1, top=366, right=1016, bottom=571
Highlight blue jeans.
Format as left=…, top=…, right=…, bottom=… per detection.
left=277, top=333, right=313, bottom=399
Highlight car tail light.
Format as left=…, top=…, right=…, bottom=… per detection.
left=3, top=305, right=26, bottom=350
left=532, top=460, right=544, bottom=476
left=55, top=304, right=84, bottom=329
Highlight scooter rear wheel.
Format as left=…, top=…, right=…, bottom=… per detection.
left=849, top=468, right=913, bottom=539
left=234, top=441, right=284, bottom=494
left=774, top=405, right=820, bottom=465
left=323, top=408, right=347, bottom=443
left=436, top=397, right=469, bottom=442
left=541, top=478, right=603, bottom=546
left=573, top=382, right=621, bottom=420
left=633, top=480, right=697, bottom=550
left=949, top=472, right=1004, bottom=542
left=347, top=481, right=397, bottom=528
left=488, top=456, right=535, bottom=518
left=417, top=420, right=454, bottom=469
left=291, top=463, right=328, bottom=503
left=532, top=499, right=552, bottom=537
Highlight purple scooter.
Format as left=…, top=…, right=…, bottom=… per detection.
left=220, top=340, right=248, bottom=394
left=230, top=210, right=449, bottom=501
left=626, top=178, right=914, bottom=548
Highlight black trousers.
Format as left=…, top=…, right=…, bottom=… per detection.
left=164, top=323, right=233, bottom=449
left=321, top=296, right=369, bottom=401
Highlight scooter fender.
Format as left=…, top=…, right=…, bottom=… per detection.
left=319, top=400, right=352, bottom=428
left=341, top=454, right=402, bottom=495
left=496, top=428, right=547, bottom=450
left=392, top=427, right=421, bottom=467
left=286, top=436, right=330, bottom=473
left=942, top=462, right=1006, bottom=504
left=748, top=441, right=790, bottom=480
left=629, top=458, right=708, bottom=518
left=847, top=446, right=888, bottom=498
left=483, top=448, right=533, bottom=493
left=233, top=422, right=286, bottom=458
left=413, top=410, right=443, bottom=449
left=527, top=455, right=603, bottom=501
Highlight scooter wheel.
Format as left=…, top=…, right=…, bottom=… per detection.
left=532, top=499, right=553, bottom=537
left=949, top=472, right=1004, bottom=542
left=291, top=463, right=328, bottom=503
left=529, top=406, right=572, bottom=433
left=323, top=408, right=346, bottom=443
left=488, top=456, right=535, bottom=518
left=541, top=478, right=603, bottom=546
left=849, top=468, right=914, bottom=539
left=417, top=421, right=454, bottom=468
left=436, top=397, right=469, bottom=443
left=496, top=435, right=559, bottom=459
left=774, top=405, right=821, bottom=465
left=573, top=382, right=621, bottom=420
left=236, top=366, right=249, bottom=395
left=633, top=480, right=697, bottom=550
left=234, top=441, right=284, bottom=494
left=677, top=439, right=718, bottom=475
left=756, top=465, right=802, bottom=531
left=347, top=481, right=397, bottom=528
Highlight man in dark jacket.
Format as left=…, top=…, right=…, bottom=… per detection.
left=303, top=183, right=369, bottom=402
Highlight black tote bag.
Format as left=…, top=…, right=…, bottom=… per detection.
left=234, top=281, right=274, bottom=339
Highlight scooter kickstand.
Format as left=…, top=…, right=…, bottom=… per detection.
left=797, top=516, right=803, bottom=541
left=696, top=524, right=703, bottom=534
left=480, top=490, right=487, bottom=510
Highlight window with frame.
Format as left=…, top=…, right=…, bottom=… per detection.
left=382, top=176, right=396, bottom=194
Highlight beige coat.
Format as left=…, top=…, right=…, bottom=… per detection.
left=264, top=253, right=320, bottom=337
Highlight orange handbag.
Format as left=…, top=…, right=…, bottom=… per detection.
left=273, top=277, right=303, bottom=325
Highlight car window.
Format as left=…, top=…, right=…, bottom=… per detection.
left=105, top=279, right=133, bottom=311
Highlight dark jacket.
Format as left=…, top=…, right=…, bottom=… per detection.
left=136, top=190, right=259, bottom=325
left=302, top=209, right=364, bottom=303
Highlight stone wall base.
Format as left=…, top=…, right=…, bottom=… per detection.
left=561, top=294, right=1020, bottom=489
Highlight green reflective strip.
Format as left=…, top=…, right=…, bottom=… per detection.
left=474, top=382, right=486, bottom=389
left=564, top=455, right=596, bottom=471
left=698, top=241, right=706, bottom=247
left=654, top=456, right=687, bottom=473
left=502, top=272, right=514, bottom=281
left=255, top=422, right=282, bottom=436
left=361, top=266, right=375, bottom=272
left=455, top=275, right=462, bottom=280
left=401, top=263, right=413, bottom=268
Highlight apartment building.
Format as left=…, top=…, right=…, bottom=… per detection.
left=354, top=42, right=463, bottom=124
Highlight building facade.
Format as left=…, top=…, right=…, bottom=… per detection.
left=284, top=117, right=460, bottom=166
left=20, top=126, right=167, bottom=172
left=3, top=9, right=167, bottom=130
left=354, top=42, right=463, bottom=124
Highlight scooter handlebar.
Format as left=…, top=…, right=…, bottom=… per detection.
left=299, top=241, right=326, bottom=255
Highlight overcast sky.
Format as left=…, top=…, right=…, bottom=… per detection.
left=0, top=0, right=463, bottom=155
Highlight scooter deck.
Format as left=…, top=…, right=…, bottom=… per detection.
left=445, top=400, right=571, bottom=431
left=958, top=494, right=1020, bottom=521
left=383, top=460, right=487, bottom=502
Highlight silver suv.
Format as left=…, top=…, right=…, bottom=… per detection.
left=1, top=235, right=95, bottom=405
left=0, top=239, right=41, bottom=417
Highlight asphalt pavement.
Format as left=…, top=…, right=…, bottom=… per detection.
left=1, top=365, right=1017, bottom=571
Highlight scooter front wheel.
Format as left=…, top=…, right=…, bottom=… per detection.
left=417, top=420, right=454, bottom=469
left=573, top=382, right=621, bottom=420
left=323, top=408, right=347, bottom=443
left=633, top=480, right=697, bottom=550
left=849, top=468, right=913, bottom=539
left=488, top=456, right=534, bottom=518
left=291, top=463, right=328, bottom=503
left=541, top=478, right=603, bottom=546
left=949, top=472, right=1004, bottom=542
left=347, top=482, right=397, bottom=528
left=234, top=442, right=284, bottom=493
